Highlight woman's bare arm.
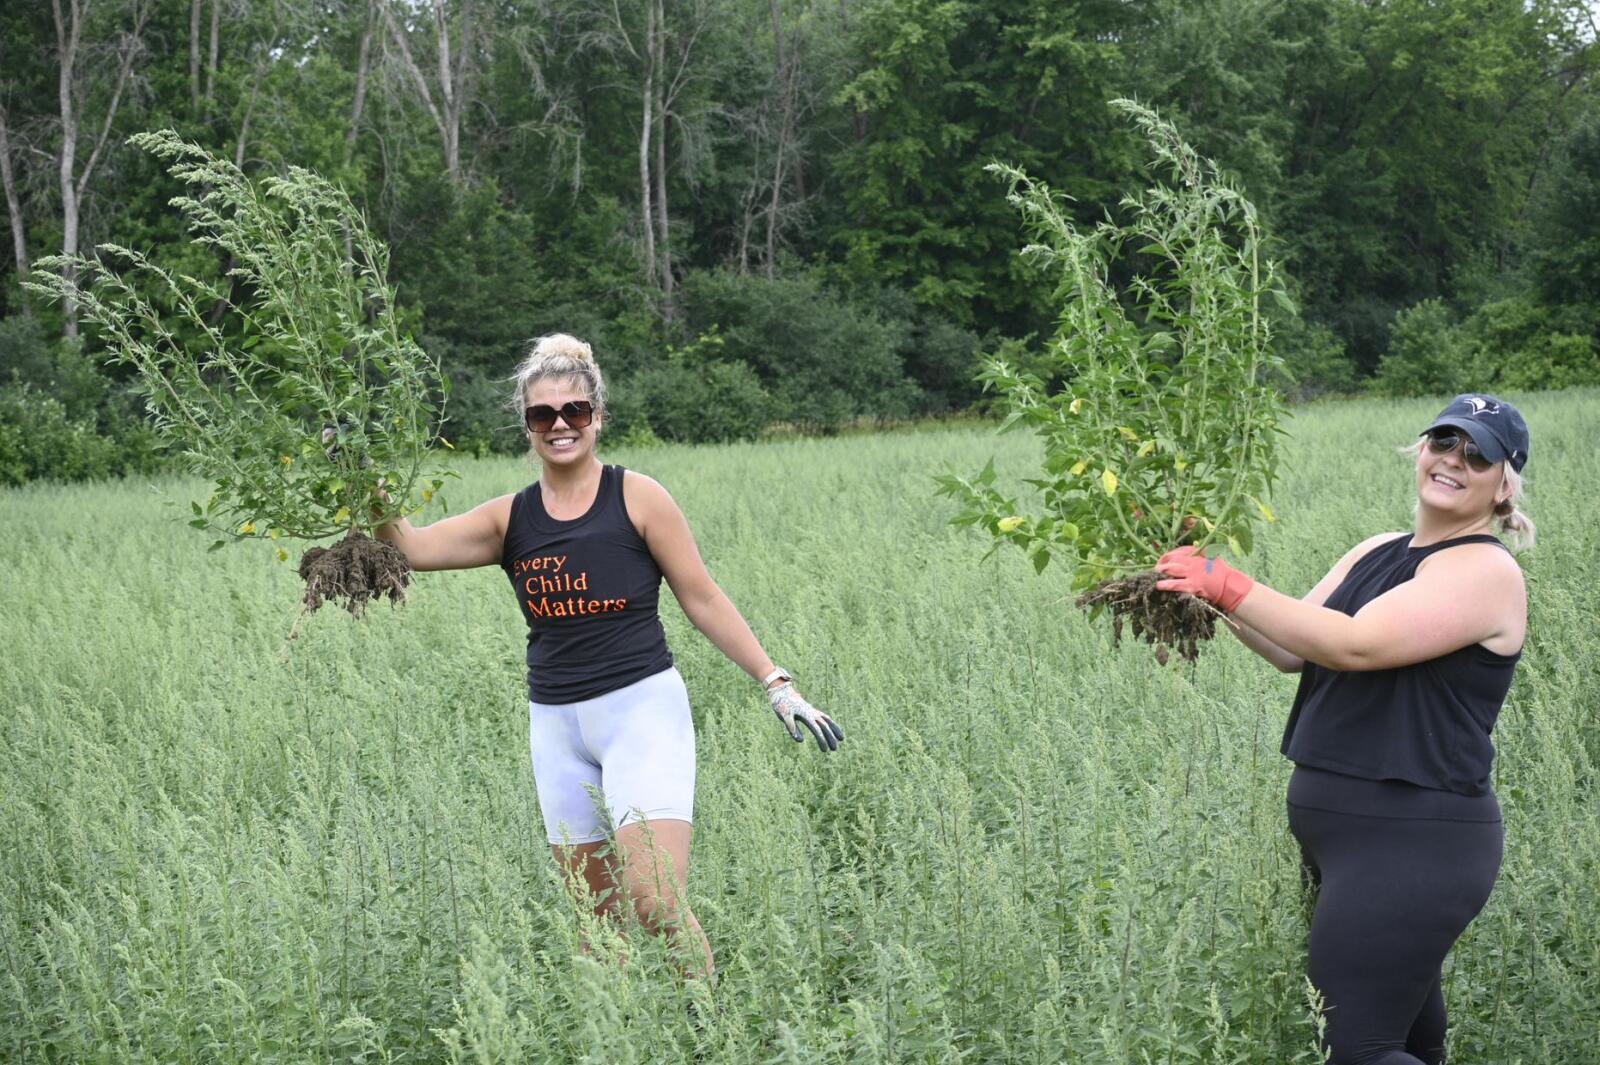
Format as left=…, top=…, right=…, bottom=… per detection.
left=1227, top=533, right=1407, bottom=673
left=374, top=494, right=513, bottom=572
left=623, top=472, right=777, bottom=683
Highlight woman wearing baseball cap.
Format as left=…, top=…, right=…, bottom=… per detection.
left=1154, top=393, right=1533, bottom=1064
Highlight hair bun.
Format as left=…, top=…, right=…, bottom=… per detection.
left=530, top=333, right=593, bottom=362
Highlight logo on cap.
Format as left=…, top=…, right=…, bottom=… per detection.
left=1465, top=397, right=1500, bottom=416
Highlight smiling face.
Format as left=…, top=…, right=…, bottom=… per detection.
left=525, top=375, right=602, bottom=468
left=1414, top=430, right=1511, bottom=526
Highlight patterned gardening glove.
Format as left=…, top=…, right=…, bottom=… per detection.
left=766, top=676, right=844, bottom=753
left=1154, top=545, right=1256, bottom=613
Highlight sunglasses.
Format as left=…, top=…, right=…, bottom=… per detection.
left=1424, top=429, right=1494, bottom=472
left=525, top=401, right=595, bottom=433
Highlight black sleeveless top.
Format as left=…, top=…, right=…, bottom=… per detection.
left=500, top=465, right=673, bottom=704
left=1280, top=533, right=1521, bottom=796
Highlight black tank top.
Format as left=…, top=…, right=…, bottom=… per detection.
left=500, top=465, right=673, bottom=704
left=1280, top=533, right=1521, bottom=796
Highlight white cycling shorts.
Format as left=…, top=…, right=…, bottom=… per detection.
left=528, top=666, right=696, bottom=845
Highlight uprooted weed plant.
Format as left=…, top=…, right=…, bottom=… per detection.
left=28, top=130, right=451, bottom=614
left=938, top=99, right=1288, bottom=662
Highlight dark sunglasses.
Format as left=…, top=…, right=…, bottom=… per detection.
left=1424, top=429, right=1494, bottom=472
left=525, top=400, right=595, bottom=433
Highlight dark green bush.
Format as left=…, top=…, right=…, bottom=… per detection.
left=623, top=351, right=773, bottom=445
left=1371, top=299, right=1475, bottom=397
left=1273, top=314, right=1359, bottom=399
left=679, top=268, right=920, bottom=428
left=1465, top=295, right=1600, bottom=391
left=434, top=360, right=521, bottom=457
left=0, top=316, right=162, bottom=485
left=0, top=384, right=126, bottom=486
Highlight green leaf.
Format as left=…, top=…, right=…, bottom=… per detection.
left=1032, top=548, right=1051, bottom=574
left=208, top=539, right=228, bottom=553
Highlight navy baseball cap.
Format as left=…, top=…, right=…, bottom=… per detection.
left=1421, top=393, right=1529, bottom=472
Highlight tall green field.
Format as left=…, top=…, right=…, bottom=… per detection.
left=3, top=390, right=1597, bottom=1063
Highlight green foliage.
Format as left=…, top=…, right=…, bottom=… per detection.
left=0, top=384, right=123, bottom=486
left=1467, top=294, right=1600, bottom=392
left=823, top=0, right=1139, bottom=336
left=0, top=316, right=161, bottom=483
left=1272, top=312, right=1358, bottom=399
left=616, top=327, right=774, bottom=444
left=680, top=269, right=919, bottom=429
left=26, top=131, right=453, bottom=543
left=938, top=101, right=1288, bottom=588
left=1371, top=299, right=1476, bottom=397
left=1372, top=294, right=1600, bottom=397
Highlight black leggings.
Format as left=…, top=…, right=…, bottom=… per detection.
left=1287, top=766, right=1503, bottom=1065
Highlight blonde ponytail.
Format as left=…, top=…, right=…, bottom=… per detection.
left=1494, top=466, right=1536, bottom=551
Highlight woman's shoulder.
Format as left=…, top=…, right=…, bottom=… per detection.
left=1417, top=535, right=1525, bottom=585
left=618, top=466, right=671, bottom=501
left=618, top=467, right=678, bottom=535
left=1342, top=531, right=1410, bottom=568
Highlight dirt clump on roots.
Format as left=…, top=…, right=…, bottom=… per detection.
left=1075, top=569, right=1218, bottom=665
left=297, top=530, right=411, bottom=615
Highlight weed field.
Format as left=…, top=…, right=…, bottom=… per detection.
left=3, top=391, right=1598, bottom=1063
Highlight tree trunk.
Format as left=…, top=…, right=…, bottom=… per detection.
left=52, top=0, right=147, bottom=338
left=54, top=0, right=83, bottom=337
left=764, top=0, right=789, bottom=278
left=189, top=0, right=202, bottom=110
left=651, top=0, right=671, bottom=299
left=348, top=0, right=373, bottom=151
left=380, top=0, right=471, bottom=186
left=637, top=4, right=657, bottom=290
left=205, top=0, right=220, bottom=107
left=0, top=106, right=31, bottom=295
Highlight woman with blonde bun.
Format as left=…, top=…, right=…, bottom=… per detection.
left=376, top=333, right=842, bottom=977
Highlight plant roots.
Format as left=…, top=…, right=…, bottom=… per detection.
left=1075, top=570, right=1217, bottom=665
left=298, top=531, right=411, bottom=615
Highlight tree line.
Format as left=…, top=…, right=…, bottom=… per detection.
left=2, top=0, right=1598, bottom=483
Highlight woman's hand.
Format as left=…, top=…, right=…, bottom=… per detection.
left=1155, top=546, right=1256, bottom=613
left=767, top=681, right=845, bottom=753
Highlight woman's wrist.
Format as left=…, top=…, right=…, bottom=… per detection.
left=761, top=666, right=791, bottom=691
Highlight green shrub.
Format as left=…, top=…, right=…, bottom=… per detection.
left=1464, top=295, right=1600, bottom=391
left=1273, top=314, right=1358, bottom=399
left=0, top=383, right=124, bottom=486
left=623, top=333, right=774, bottom=444
left=1371, top=299, right=1475, bottom=397
left=679, top=268, right=920, bottom=429
left=435, top=361, right=520, bottom=457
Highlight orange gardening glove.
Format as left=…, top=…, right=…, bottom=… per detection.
left=1155, top=546, right=1255, bottom=613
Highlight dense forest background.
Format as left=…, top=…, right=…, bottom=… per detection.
left=2, top=0, right=1598, bottom=483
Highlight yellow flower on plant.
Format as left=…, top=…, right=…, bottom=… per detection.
left=1069, top=397, right=1083, bottom=414
left=1071, top=459, right=1089, bottom=476
left=997, top=516, right=1025, bottom=533
left=238, top=521, right=257, bottom=534
left=279, top=454, right=293, bottom=466
left=1101, top=468, right=1119, bottom=495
